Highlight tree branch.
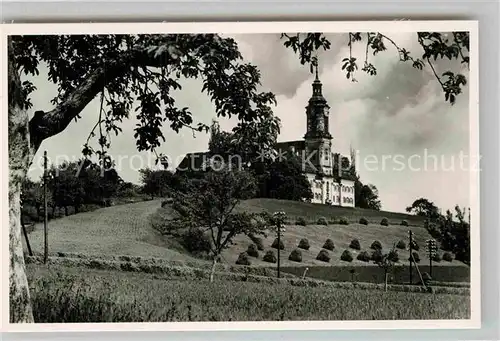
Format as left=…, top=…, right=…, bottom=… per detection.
left=28, top=43, right=181, bottom=150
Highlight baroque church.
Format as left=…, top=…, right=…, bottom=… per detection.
left=177, top=64, right=356, bottom=207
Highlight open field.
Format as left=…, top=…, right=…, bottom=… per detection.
left=27, top=264, right=470, bottom=322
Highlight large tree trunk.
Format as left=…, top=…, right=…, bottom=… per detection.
left=8, top=37, right=35, bottom=323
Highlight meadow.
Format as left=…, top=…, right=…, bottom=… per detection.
left=27, top=264, right=470, bottom=322
left=23, top=198, right=470, bottom=323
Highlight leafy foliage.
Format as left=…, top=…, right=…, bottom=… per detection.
left=400, top=220, right=409, bottom=227
left=248, top=234, right=264, bottom=251
left=337, top=217, right=349, bottom=225
left=409, top=252, right=421, bottom=263
left=316, top=249, right=330, bottom=262
left=359, top=217, right=368, bottom=225
left=406, top=198, right=440, bottom=220
left=340, top=250, right=354, bottom=262
left=246, top=244, right=259, bottom=258
left=322, top=239, right=335, bottom=251
left=14, top=34, right=278, bottom=161
left=139, top=168, right=183, bottom=199
left=443, top=252, right=454, bottom=262
left=432, top=253, right=442, bottom=262
left=298, top=238, right=310, bottom=250
left=370, top=240, right=383, bottom=251
left=235, top=252, right=251, bottom=266
left=271, top=238, right=285, bottom=250
left=165, top=166, right=266, bottom=264
left=181, top=228, right=212, bottom=255
left=380, top=218, right=389, bottom=226
left=349, top=239, right=361, bottom=250
left=295, top=217, right=307, bottom=226
left=356, top=251, right=371, bottom=262
left=262, top=250, right=277, bottom=263
left=317, top=217, right=328, bottom=226
left=288, top=249, right=303, bottom=262
left=396, top=240, right=406, bottom=250
left=281, top=32, right=469, bottom=105
left=371, top=249, right=384, bottom=263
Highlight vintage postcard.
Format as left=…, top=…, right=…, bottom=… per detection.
left=1, top=20, right=479, bottom=332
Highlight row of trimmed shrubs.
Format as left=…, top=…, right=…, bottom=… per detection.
left=295, top=216, right=410, bottom=227
left=236, top=235, right=456, bottom=266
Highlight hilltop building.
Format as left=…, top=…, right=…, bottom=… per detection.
left=177, top=63, right=356, bottom=207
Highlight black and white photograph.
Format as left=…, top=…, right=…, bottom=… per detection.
left=2, top=21, right=479, bottom=330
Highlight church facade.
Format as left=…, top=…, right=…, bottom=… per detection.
left=177, top=66, right=356, bottom=207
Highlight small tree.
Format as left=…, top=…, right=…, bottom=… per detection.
left=396, top=240, right=406, bottom=249
left=295, top=217, right=307, bottom=226
left=298, top=238, right=310, bottom=250
left=323, top=239, right=335, bottom=251
left=341, top=250, right=354, bottom=262
left=316, top=249, right=330, bottom=262
left=401, top=220, right=409, bottom=227
left=359, top=217, right=369, bottom=225
left=263, top=250, right=277, bottom=263
left=167, top=167, right=267, bottom=282
left=317, top=217, right=328, bottom=226
left=375, top=245, right=398, bottom=292
left=357, top=251, right=371, bottom=262
left=370, top=240, right=383, bottom=250
left=380, top=218, right=389, bottom=226
left=236, top=252, right=251, bottom=266
left=246, top=244, right=259, bottom=258
left=289, top=249, right=302, bottom=262
left=349, top=239, right=361, bottom=250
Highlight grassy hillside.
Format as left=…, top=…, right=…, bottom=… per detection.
left=238, top=198, right=425, bottom=226
left=25, top=199, right=197, bottom=262
left=25, top=198, right=463, bottom=271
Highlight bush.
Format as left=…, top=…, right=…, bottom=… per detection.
left=400, top=220, right=409, bottom=227
left=387, top=249, right=399, bottom=262
left=295, top=217, right=307, bottom=226
left=380, top=218, right=389, bottom=226
left=181, top=228, right=212, bottom=254
left=322, top=239, right=335, bottom=251
left=317, top=217, right=328, bottom=226
left=161, top=198, right=173, bottom=207
left=341, top=250, right=354, bottom=262
left=316, top=249, right=330, bottom=262
left=271, top=238, right=285, bottom=250
left=396, top=240, right=406, bottom=249
left=298, top=238, right=310, bottom=250
left=248, top=234, right=264, bottom=251
left=288, top=249, right=302, bottom=262
left=409, top=252, right=420, bottom=263
left=421, top=272, right=432, bottom=285
left=443, top=252, right=454, bottom=262
left=432, top=253, right=442, bottom=262
left=356, top=251, right=371, bottom=262
left=349, top=239, right=361, bottom=250
left=338, top=217, right=349, bottom=225
left=370, top=240, right=383, bottom=250
left=262, top=250, right=277, bottom=263
left=246, top=244, right=259, bottom=258
left=371, top=249, right=383, bottom=263
left=359, top=217, right=368, bottom=225
left=235, top=252, right=251, bottom=266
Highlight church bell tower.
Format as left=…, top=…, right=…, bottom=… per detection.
left=304, top=60, right=333, bottom=176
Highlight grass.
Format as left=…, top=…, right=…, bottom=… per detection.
left=25, top=199, right=197, bottom=261
left=238, top=198, right=425, bottom=226
left=27, top=264, right=470, bottom=322
left=25, top=198, right=466, bottom=275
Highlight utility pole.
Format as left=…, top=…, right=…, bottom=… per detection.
left=426, top=239, right=437, bottom=277
left=43, top=151, right=48, bottom=264
left=408, top=230, right=413, bottom=285
left=273, top=211, right=286, bottom=279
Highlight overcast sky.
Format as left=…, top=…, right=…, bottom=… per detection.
left=24, top=32, right=473, bottom=214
